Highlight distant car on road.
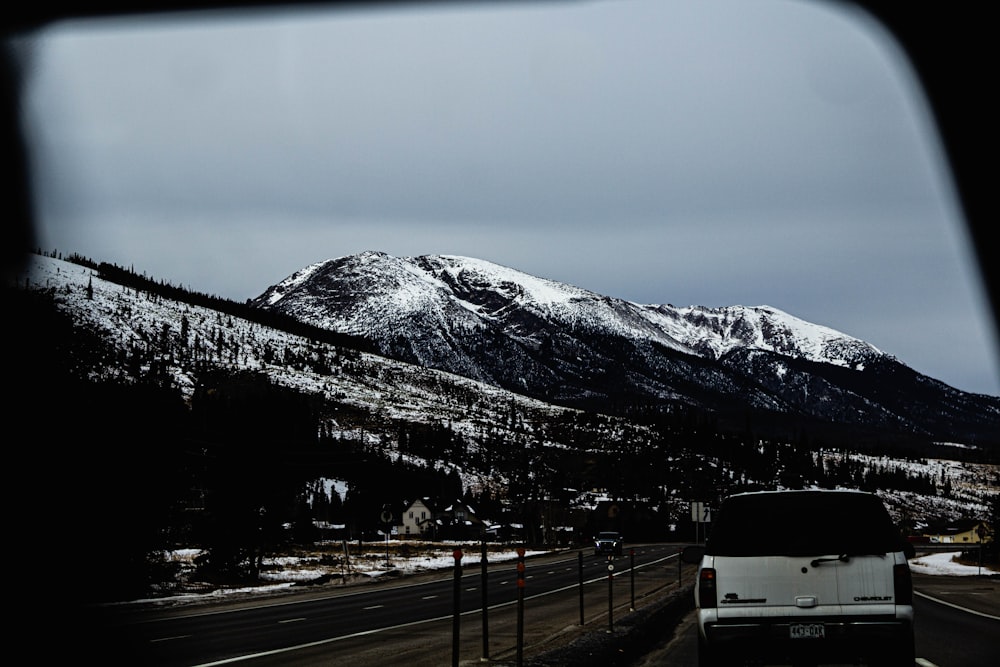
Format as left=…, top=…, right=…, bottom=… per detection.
left=682, top=489, right=916, bottom=667
left=594, top=531, right=624, bottom=557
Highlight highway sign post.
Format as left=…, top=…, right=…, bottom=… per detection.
left=381, top=506, right=393, bottom=568
left=691, top=502, right=711, bottom=544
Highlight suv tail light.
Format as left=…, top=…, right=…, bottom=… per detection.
left=699, top=567, right=717, bottom=608
left=893, top=563, right=913, bottom=605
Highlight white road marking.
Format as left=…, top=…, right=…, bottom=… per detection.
left=915, top=590, right=1000, bottom=620
left=188, top=551, right=683, bottom=666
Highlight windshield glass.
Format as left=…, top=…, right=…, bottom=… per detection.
left=706, top=492, right=900, bottom=557
left=11, top=0, right=997, bottom=398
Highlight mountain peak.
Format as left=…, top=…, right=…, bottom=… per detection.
left=242, top=250, right=1000, bottom=447
left=254, top=252, right=884, bottom=371
left=670, top=303, right=883, bottom=368
left=23, top=250, right=1000, bottom=449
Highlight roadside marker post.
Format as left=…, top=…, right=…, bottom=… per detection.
left=516, top=547, right=526, bottom=667
left=481, top=536, right=489, bottom=661
left=607, top=555, right=614, bottom=633
left=630, top=548, right=635, bottom=611
left=452, top=549, right=462, bottom=667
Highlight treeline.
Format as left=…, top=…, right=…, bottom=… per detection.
left=12, top=299, right=464, bottom=603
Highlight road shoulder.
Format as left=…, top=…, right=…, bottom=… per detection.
left=912, top=572, right=1000, bottom=618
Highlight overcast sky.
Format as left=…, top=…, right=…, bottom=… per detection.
left=16, top=0, right=999, bottom=397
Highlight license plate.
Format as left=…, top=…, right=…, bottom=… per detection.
left=790, top=623, right=825, bottom=639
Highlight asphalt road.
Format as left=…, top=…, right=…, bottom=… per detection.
left=81, top=544, right=692, bottom=667
left=71, top=549, right=996, bottom=667
left=632, top=572, right=999, bottom=667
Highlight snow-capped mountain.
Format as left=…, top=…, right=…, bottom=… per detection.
left=252, top=251, right=1000, bottom=445
left=12, top=251, right=998, bottom=530
left=15, top=253, right=582, bottom=444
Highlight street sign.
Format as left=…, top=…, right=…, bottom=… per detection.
left=690, top=502, right=711, bottom=523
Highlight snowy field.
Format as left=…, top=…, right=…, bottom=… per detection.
left=135, top=542, right=548, bottom=605
left=907, top=550, right=996, bottom=577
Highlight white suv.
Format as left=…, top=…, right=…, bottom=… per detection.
left=682, top=490, right=916, bottom=667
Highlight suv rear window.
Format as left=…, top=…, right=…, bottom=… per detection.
left=705, top=491, right=901, bottom=557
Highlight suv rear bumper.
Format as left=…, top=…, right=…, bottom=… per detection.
left=703, top=616, right=914, bottom=662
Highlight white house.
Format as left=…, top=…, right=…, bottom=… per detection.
left=397, top=497, right=483, bottom=539
left=398, top=498, right=437, bottom=538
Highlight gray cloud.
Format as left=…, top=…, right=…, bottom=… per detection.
left=20, top=0, right=998, bottom=395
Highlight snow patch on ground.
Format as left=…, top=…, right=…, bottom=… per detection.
left=908, top=550, right=996, bottom=576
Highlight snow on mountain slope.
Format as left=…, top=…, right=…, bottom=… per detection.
left=16, top=254, right=594, bottom=449
left=15, top=252, right=998, bottom=526
left=250, top=252, right=1000, bottom=447
left=21, top=250, right=999, bottom=452
left=665, top=304, right=882, bottom=367
left=257, top=252, right=880, bottom=369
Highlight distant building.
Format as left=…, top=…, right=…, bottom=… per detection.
left=398, top=498, right=437, bottom=538
left=397, top=497, right=484, bottom=540
left=923, top=520, right=993, bottom=544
